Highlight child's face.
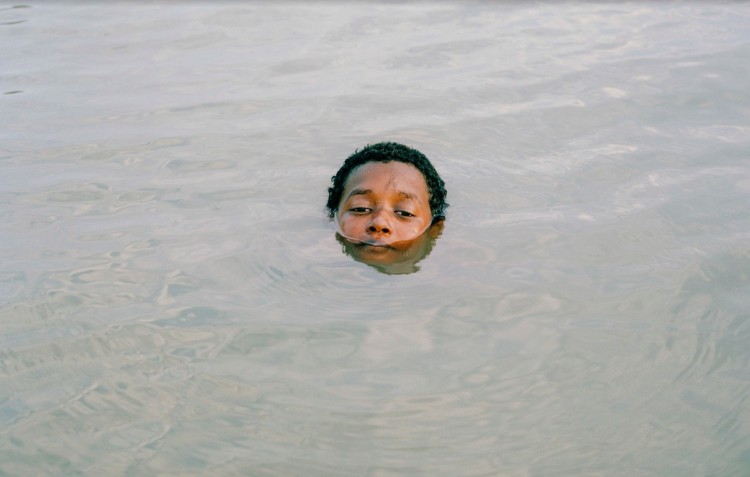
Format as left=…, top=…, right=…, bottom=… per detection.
left=336, top=161, right=433, bottom=255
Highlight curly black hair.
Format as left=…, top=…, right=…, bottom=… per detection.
left=326, top=142, right=448, bottom=221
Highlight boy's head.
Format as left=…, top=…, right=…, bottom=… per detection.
left=326, top=142, right=448, bottom=221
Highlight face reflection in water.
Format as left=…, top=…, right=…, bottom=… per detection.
left=334, top=161, right=444, bottom=274
left=335, top=223, right=443, bottom=274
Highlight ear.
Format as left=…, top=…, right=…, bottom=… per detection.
left=428, top=219, right=444, bottom=239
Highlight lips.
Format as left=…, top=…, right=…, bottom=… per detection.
left=354, top=239, right=394, bottom=250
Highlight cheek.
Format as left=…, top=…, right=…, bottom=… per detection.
left=389, top=236, right=418, bottom=250
left=392, top=221, right=426, bottom=239
left=338, top=214, right=364, bottom=234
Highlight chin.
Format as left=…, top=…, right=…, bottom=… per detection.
left=351, top=244, right=400, bottom=262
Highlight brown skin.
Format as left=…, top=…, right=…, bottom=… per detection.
left=336, top=221, right=443, bottom=274
left=335, top=162, right=443, bottom=273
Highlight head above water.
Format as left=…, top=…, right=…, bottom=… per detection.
left=326, top=142, right=448, bottom=221
left=326, top=142, right=448, bottom=273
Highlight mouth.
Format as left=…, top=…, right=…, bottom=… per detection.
left=353, top=240, right=395, bottom=250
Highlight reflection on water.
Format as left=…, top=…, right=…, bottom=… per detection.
left=2, top=2, right=750, bottom=476
left=335, top=220, right=443, bottom=275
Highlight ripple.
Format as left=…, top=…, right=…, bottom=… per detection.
left=75, top=231, right=128, bottom=242
left=153, top=306, right=228, bottom=327
left=0, top=271, right=26, bottom=301
left=670, top=251, right=750, bottom=384
left=46, top=184, right=109, bottom=203
left=688, top=124, right=750, bottom=144
left=41, top=261, right=164, bottom=310
left=168, top=160, right=237, bottom=173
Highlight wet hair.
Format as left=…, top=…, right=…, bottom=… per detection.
left=326, top=142, right=448, bottom=221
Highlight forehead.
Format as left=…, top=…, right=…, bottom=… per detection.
left=343, top=161, right=429, bottom=196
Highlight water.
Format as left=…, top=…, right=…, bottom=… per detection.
left=2, top=2, right=750, bottom=475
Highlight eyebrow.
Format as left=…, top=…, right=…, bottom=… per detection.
left=397, top=191, right=418, bottom=201
left=347, top=188, right=372, bottom=199
left=346, top=189, right=419, bottom=201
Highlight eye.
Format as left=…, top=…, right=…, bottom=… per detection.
left=350, top=207, right=371, bottom=214
left=395, top=210, right=415, bottom=218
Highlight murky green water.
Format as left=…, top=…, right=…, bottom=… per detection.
left=2, top=2, right=749, bottom=476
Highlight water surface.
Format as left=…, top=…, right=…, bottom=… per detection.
left=2, top=2, right=750, bottom=476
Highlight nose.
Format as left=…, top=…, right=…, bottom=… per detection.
left=367, top=209, right=391, bottom=235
